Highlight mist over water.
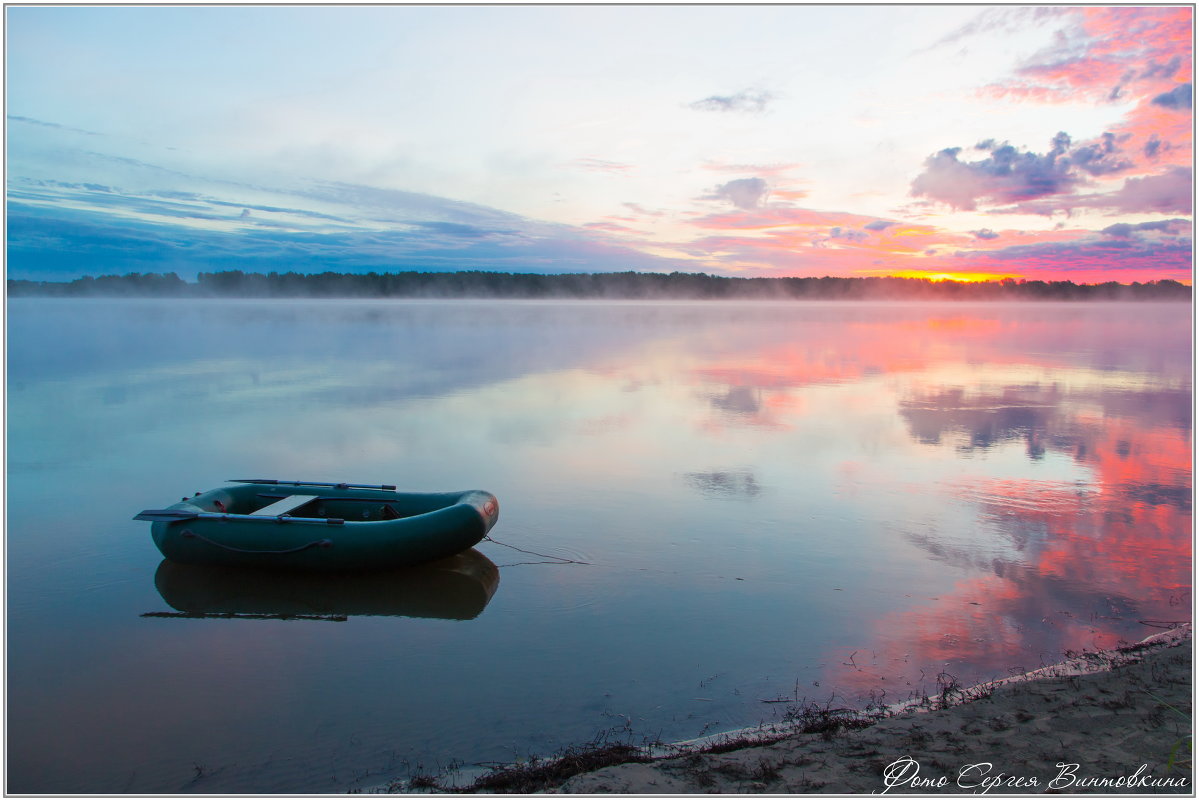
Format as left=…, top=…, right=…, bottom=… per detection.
left=6, top=298, right=1192, bottom=793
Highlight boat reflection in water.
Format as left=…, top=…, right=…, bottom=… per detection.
left=146, top=548, right=500, bottom=622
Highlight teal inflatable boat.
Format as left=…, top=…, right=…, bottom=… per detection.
left=135, top=479, right=499, bottom=571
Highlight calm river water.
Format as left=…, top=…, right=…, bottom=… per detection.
left=6, top=298, right=1192, bottom=793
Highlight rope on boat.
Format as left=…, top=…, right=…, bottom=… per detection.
left=181, top=529, right=333, bottom=555
left=482, top=535, right=591, bottom=565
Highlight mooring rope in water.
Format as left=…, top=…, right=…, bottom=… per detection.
left=141, top=611, right=348, bottom=622
left=483, top=535, right=591, bottom=565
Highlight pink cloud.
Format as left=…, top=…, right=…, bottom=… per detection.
left=977, top=7, right=1193, bottom=178
left=1111, top=104, right=1193, bottom=170
left=667, top=212, right=1191, bottom=285
left=984, top=7, right=1192, bottom=104
left=1000, top=166, right=1192, bottom=216
left=1103, top=169, right=1193, bottom=213
left=953, top=229, right=1193, bottom=283
left=768, top=188, right=809, bottom=202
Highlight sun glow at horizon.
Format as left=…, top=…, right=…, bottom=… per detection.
left=866, top=270, right=1020, bottom=283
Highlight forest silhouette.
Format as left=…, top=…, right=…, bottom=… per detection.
left=8, top=270, right=1191, bottom=301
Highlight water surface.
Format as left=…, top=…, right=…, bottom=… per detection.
left=6, top=299, right=1192, bottom=792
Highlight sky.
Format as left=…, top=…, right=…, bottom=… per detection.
left=5, top=5, right=1194, bottom=283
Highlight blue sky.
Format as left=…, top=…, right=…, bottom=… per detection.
left=6, top=5, right=1192, bottom=282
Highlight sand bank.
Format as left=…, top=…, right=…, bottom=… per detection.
left=552, top=626, right=1192, bottom=794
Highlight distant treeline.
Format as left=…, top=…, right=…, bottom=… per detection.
left=7, top=270, right=1193, bottom=301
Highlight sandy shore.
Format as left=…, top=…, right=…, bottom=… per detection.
left=550, top=626, right=1192, bottom=795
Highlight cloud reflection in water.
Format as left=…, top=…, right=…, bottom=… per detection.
left=818, top=351, right=1190, bottom=699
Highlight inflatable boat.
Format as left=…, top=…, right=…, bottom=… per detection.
left=135, top=479, right=499, bottom=571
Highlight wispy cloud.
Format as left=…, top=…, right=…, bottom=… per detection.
left=571, top=158, right=636, bottom=174
left=982, top=7, right=1192, bottom=104
left=827, top=227, right=869, bottom=244
left=621, top=202, right=667, bottom=218
left=701, top=161, right=802, bottom=176
left=688, top=89, right=773, bottom=114
left=7, top=114, right=104, bottom=137
left=5, top=166, right=685, bottom=280
left=691, top=206, right=900, bottom=234
left=583, top=220, right=645, bottom=235
left=1101, top=218, right=1190, bottom=238
left=7, top=198, right=685, bottom=281
left=919, top=7, right=1067, bottom=54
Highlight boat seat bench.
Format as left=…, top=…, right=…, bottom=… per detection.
left=250, top=494, right=319, bottom=517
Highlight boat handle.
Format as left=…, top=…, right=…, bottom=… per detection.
left=181, top=529, right=333, bottom=554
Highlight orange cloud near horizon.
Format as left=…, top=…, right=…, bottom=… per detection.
left=664, top=214, right=1191, bottom=284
